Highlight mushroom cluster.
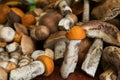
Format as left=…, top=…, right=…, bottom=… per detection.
left=0, top=0, right=120, bottom=80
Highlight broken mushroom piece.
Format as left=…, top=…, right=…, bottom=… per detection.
left=0, top=27, right=15, bottom=42
left=21, top=34, right=35, bottom=56
left=44, top=31, right=67, bottom=60
left=102, top=46, right=120, bottom=80
left=60, top=26, right=86, bottom=79
left=81, top=20, right=120, bottom=46
left=81, top=38, right=103, bottom=77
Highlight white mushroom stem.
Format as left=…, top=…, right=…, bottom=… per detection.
left=82, top=0, right=90, bottom=22
left=99, top=68, right=117, bottom=80
left=10, top=61, right=45, bottom=80
left=54, top=39, right=66, bottom=60
left=81, top=38, right=103, bottom=77
left=60, top=40, right=81, bottom=79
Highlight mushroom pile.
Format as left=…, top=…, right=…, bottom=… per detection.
left=0, top=0, right=120, bottom=80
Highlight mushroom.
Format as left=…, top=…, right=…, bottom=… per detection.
left=6, top=42, right=19, bottom=53
left=58, top=13, right=78, bottom=30
left=60, top=26, right=86, bottom=79
left=0, top=66, right=8, bottom=80
left=39, top=11, right=62, bottom=33
left=99, top=68, right=117, bottom=80
left=14, top=22, right=28, bottom=35
left=21, top=34, right=35, bottom=56
left=81, top=20, right=120, bottom=46
left=0, top=4, right=11, bottom=24
left=44, top=31, right=68, bottom=60
left=102, top=46, right=120, bottom=80
left=54, top=0, right=72, bottom=16
left=0, top=27, right=15, bottom=42
left=10, top=61, right=45, bottom=80
left=81, top=38, right=103, bottom=77
left=18, top=55, right=31, bottom=67
left=30, top=25, right=50, bottom=40
left=91, top=0, right=120, bottom=21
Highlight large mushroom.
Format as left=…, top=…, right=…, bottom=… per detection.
left=81, top=20, right=120, bottom=46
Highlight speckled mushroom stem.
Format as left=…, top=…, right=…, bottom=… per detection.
left=82, top=0, right=90, bottom=22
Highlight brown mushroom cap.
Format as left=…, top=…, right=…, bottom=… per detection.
left=82, top=20, right=119, bottom=38
left=39, top=11, right=63, bottom=33
left=21, top=35, right=35, bottom=55
left=35, top=25, right=50, bottom=40
left=44, top=31, right=67, bottom=49
left=14, top=22, right=28, bottom=35
left=81, top=20, right=120, bottom=46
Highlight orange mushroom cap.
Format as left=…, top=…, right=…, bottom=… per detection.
left=66, top=26, right=86, bottom=40
left=37, top=55, right=54, bottom=76
left=11, top=7, right=25, bottom=18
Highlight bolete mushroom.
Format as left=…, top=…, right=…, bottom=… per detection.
left=102, top=46, right=120, bottom=80
left=81, top=20, right=120, bottom=46
left=60, top=26, right=86, bottom=79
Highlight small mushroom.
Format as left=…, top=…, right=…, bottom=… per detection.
left=99, top=68, right=117, bottom=80
left=58, top=13, right=78, bottom=30
left=6, top=42, right=19, bottom=53
left=39, top=11, right=62, bottom=33
left=30, top=25, right=50, bottom=40
left=18, top=55, right=31, bottom=67
left=21, top=34, right=35, bottom=56
left=0, top=27, right=15, bottom=42
left=14, top=22, right=28, bottom=35
left=54, top=0, right=72, bottom=16
left=0, top=66, right=8, bottom=80
left=81, top=20, right=120, bottom=46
